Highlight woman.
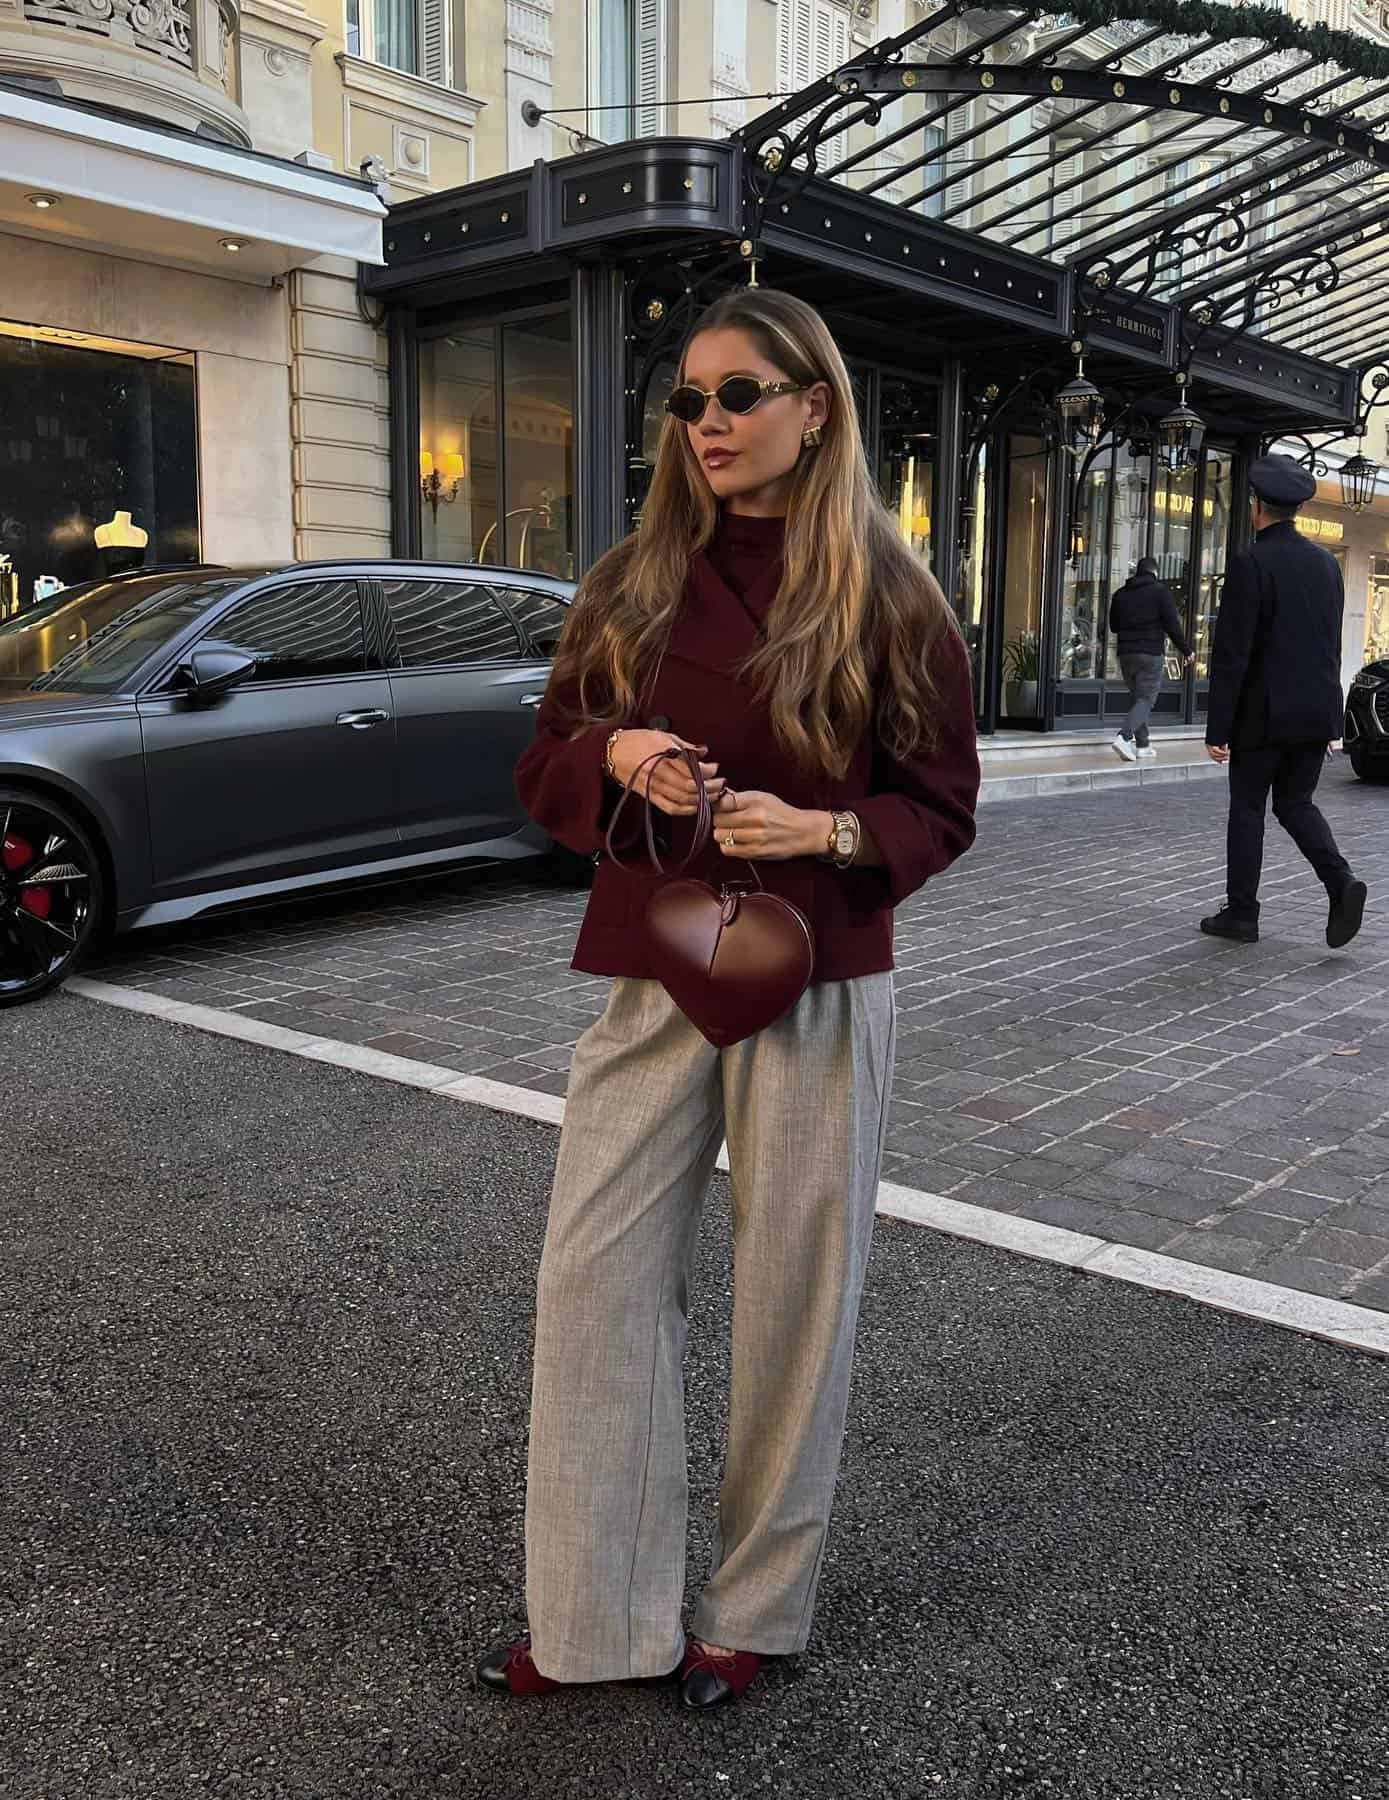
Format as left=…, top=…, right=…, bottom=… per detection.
left=480, top=287, right=979, bottom=1710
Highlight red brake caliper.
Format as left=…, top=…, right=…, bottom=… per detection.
left=2, top=831, right=50, bottom=920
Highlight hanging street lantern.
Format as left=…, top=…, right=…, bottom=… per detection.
left=1157, top=394, right=1205, bottom=473
left=1055, top=348, right=1106, bottom=459
left=1339, top=450, right=1379, bottom=512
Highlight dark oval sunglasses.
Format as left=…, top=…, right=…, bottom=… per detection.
left=665, top=376, right=805, bottom=425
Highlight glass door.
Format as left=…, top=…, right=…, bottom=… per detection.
left=1192, top=447, right=1233, bottom=725
left=999, top=435, right=1049, bottom=724
left=876, top=372, right=939, bottom=572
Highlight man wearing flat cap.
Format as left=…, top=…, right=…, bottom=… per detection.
left=1203, top=453, right=1367, bottom=948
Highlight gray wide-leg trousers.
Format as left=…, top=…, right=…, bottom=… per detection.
left=524, top=973, right=896, bottom=1682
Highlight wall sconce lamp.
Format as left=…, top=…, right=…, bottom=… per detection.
left=420, top=450, right=464, bottom=518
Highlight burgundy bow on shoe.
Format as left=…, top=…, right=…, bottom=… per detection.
left=679, top=1640, right=763, bottom=1709
left=477, top=1634, right=563, bottom=1696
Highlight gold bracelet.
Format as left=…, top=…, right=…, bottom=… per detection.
left=603, top=729, right=622, bottom=780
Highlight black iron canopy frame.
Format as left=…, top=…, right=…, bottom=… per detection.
left=364, top=0, right=1388, bottom=560
left=731, top=0, right=1389, bottom=546
left=735, top=1, right=1388, bottom=382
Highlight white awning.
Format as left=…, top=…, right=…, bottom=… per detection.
left=0, top=86, right=385, bottom=280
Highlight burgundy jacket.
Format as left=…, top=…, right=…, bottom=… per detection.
left=515, top=524, right=980, bottom=984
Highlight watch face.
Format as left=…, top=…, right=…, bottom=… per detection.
left=834, top=826, right=856, bottom=856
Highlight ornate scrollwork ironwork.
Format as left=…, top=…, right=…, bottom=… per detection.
left=744, top=74, right=887, bottom=208
left=1077, top=206, right=1250, bottom=309
left=1173, top=240, right=1349, bottom=386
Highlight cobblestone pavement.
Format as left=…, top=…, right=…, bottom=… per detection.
left=91, top=760, right=1389, bottom=1311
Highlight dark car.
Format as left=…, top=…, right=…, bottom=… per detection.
left=0, top=561, right=574, bottom=1007
left=1343, top=657, right=1389, bottom=782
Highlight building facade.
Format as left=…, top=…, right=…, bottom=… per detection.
left=362, top=1, right=1389, bottom=732
left=0, top=0, right=390, bottom=607
left=6, top=0, right=1389, bottom=726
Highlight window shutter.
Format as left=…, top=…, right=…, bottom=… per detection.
left=778, top=0, right=814, bottom=90
left=419, top=0, right=451, bottom=86
left=813, top=0, right=848, bottom=77
left=635, top=0, right=666, bottom=137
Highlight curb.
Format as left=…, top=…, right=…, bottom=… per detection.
left=978, top=760, right=1225, bottom=805
left=67, top=975, right=1389, bottom=1361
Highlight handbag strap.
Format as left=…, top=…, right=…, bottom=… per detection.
left=604, top=744, right=766, bottom=892
left=605, top=746, right=713, bottom=875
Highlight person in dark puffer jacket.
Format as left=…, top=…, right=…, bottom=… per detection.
left=1107, top=556, right=1195, bottom=763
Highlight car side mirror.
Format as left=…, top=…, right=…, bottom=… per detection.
left=176, top=645, right=258, bottom=701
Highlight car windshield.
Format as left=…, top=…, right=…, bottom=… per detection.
left=0, top=573, right=250, bottom=693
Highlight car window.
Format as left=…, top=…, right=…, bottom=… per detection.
left=211, top=578, right=366, bottom=681
left=382, top=579, right=522, bottom=667
left=498, top=586, right=569, bottom=658
left=13, top=578, right=248, bottom=693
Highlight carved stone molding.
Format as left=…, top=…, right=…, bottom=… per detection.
left=24, top=0, right=195, bottom=68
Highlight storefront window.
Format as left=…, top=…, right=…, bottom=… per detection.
left=1195, top=449, right=1233, bottom=679
left=418, top=313, right=574, bottom=578
left=958, top=446, right=988, bottom=714
left=1367, top=553, right=1389, bottom=663
left=877, top=375, right=938, bottom=572
left=1104, top=445, right=1152, bottom=681
left=1058, top=457, right=1109, bottom=680
left=1001, top=436, right=1048, bottom=719
left=1152, top=460, right=1196, bottom=592
left=0, top=331, right=199, bottom=616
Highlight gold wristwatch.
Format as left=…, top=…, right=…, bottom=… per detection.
left=826, top=810, right=860, bottom=869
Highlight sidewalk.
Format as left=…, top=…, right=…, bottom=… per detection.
left=978, top=726, right=1223, bottom=803
left=88, top=761, right=1389, bottom=1312
left=4, top=995, right=1388, bottom=1800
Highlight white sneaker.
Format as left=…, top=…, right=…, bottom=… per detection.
left=1112, top=733, right=1138, bottom=763
left=1136, top=746, right=1157, bottom=760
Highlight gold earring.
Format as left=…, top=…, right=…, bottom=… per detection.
left=802, top=424, right=823, bottom=448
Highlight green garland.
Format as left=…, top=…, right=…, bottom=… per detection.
left=1057, top=0, right=1389, bottom=85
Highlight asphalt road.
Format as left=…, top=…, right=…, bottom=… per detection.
left=3, top=994, right=1388, bottom=1800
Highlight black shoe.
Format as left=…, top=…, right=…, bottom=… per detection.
left=1327, top=879, right=1367, bottom=950
left=678, top=1642, right=763, bottom=1710
left=477, top=1635, right=562, bottom=1695
left=1200, top=908, right=1259, bottom=944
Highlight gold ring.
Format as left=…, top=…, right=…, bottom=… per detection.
left=724, top=830, right=736, bottom=847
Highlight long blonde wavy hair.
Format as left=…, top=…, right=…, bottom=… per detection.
left=552, top=286, right=958, bottom=779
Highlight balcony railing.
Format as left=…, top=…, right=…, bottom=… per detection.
left=19, top=0, right=240, bottom=102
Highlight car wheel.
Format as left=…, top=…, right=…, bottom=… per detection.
left=0, top=788, right=107, bottom=1008
left=1349, top=751, right=1389, bottom=784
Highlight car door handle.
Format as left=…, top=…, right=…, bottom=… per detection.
left=519, top=693, right=545, bottom=708
left=336, top=709, right=390, bottom=729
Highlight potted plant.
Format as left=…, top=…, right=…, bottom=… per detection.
left=1003, top=629, right=1041, bottom=716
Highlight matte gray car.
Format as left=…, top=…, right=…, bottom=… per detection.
left=0, top=561, right=574, bottom=1006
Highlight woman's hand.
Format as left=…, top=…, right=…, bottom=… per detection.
left=608, top=729, right=726, bottom=818
left=713, top=789, right=826, bottom=862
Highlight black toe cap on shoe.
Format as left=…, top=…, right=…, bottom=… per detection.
left=477, top=1646, right=513, bottom=1692
left=680, top=1668, right=733, bottom=1710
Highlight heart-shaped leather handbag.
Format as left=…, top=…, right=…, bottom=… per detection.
left=605, top=747, right=815, bottom=1049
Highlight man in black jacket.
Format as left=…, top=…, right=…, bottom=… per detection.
left=1108, top=556, right=1195, bottom=762
left=1202, top=454, right=1366, bottom=949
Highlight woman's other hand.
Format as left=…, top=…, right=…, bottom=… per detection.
left=608, top=730, right=726, bottom=817
left=713, top=789, right=825, bottom=861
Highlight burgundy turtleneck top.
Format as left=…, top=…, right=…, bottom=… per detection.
left=704, top=508, right=786, bottom=609
left=516, top=509, right=980, bottom=984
